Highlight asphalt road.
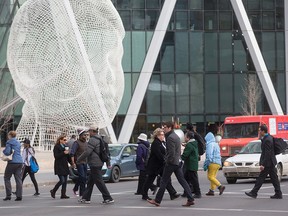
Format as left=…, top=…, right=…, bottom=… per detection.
left=1, top=170, right=288, bottom=216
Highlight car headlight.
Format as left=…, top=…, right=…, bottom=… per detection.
left=221, top=146, right=227, bottom=151
left=223, top=161, right=233, bottom=167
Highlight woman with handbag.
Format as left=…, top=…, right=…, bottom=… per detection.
left=21, top=138, right=40, bottom=196
left=2, top=131, right=23, bottom=201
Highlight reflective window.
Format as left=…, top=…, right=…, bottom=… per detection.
left=204, top=0, right=217, bottom=10
left=248, top=11, right=261, bottom=30
left=189, top=32, right=204, bottom=72
left=218, top=0, right=232, bottom=10
left=118, top=10, right=131, bottom=30
left=176, top=74, right=189, bottom=113
left=276, top=32, right=285, bottom=70
left=190, top=74, right=204, bottom=113
left=175, top=11, right=188, bottom=30
left=146, top=10, right=159, bottom=30
left=132, top=10, right=145, bottom=30
left=147, top=75, right=161, bottom=114
left=176, top=0, right=188, bottom=9
left=204, top=11, right=218, bottom=30
left=219, top=12, right=232, bottom=30
left=132, top=0, right=145, bottom=9
left=234, top=73, right=246, bottom=113
left=247, top=0, right=260, bottom=10
left=122, top=32, right=131, bottom=72
left=161, top=32, right=175, bottom=72
left=161, top=74, right=175, bottom=114
left=204, top=33, right=218, bottom=71
left=205, top=74, right=218, bottom=113
left=189, top=0, right=203, bottom=9
left=219, top=33, right=232, bottom=71
left=220, top=74, right=233, bottom=112
left=190, top=11, right=203, bottom=30
left=175, top=32, right=189, bottom=72
left=262, top=11, right=275, bottom=30
left=147, top=0, right=160, bottom=9
left=117, top=0, right=131, bottom=9
left=263, top=0, right=275, bottom=10
left=262, top=32, right=275, bottom=70
left=118, top=73, right=132, bottom=115
left=233, top=40, right=247, bottom=71
left=132, top=32, right=146, bottom=72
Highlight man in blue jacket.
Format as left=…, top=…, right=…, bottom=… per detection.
left=245, top=124, right=282, bottom=199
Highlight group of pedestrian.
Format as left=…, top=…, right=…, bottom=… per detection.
left=1, top=123, right=283, bottom=204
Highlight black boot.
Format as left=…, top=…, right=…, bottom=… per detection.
left=50, top=189, right=56, bottom=199
left=61, top=190, right=70, bottom=199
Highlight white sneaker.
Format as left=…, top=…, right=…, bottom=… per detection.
left=101, top=199, right=114, bottom=204
left=78, top=199, right=90, bottom=204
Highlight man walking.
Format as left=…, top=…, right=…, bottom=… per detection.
left=70, top=129, right=88, bottom=196
left=148, top=121, right=195, bottom=207
left=77, top=126, right=114, bottom=204
left=245, top=124, right=282, bottom=199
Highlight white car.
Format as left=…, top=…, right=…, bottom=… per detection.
left=222, top=140, right=288, bottom=184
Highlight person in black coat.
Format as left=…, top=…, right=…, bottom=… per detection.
left=245, top=124, right=282, bottom=199
left=142, top=128, right=178, bottom=201
left=50, top=135, right=71, bottom=199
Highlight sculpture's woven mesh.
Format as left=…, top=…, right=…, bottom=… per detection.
left=7, top=0, right=125, bottom=149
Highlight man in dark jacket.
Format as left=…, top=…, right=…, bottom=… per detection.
left=77, top=126, right=114, bottom=204
left=148, top=122, right=195, bottom=207
left=245, top=124, right=282, bottom=199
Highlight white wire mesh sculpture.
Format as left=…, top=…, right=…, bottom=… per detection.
left=7, top=0, right=125, bottom=149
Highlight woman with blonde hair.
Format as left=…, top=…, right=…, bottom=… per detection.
left=50, top=135, right=71, bottom=199
left=141, top=128, right=179, bottom=201
left=2, top=131, right=23, bottom=201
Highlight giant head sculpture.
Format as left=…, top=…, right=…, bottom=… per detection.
left=7, top=0, right=125, bottom=145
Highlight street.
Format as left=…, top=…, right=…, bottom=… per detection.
left=1, top=170, right=288, bottom=216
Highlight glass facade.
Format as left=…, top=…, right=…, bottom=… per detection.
left=0, top=0, right=286, bottom=143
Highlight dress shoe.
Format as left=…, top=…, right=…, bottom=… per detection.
left=192, top=194, right=202, bottom=199
left=218, top=185, right=226, bottom=195
left=3, top=197, right=11, bottom=201
left=182, top=200, right=195, bottom=207
left=270, top=194, right=283, bottom=199
left=206, top=190, right=214, bottom=196
left=245, top=192, right=257, bottom=199
left=50, top=190, right=56, bottom=198
left=15, top=197, right=22, bottom=201
left=170, top=193, right=180, bottom=200
left=60, top=195, right=70, bottom=199
left=34, top=192, right=40, bottom=196
left=147, top=199, right=160, bottom=207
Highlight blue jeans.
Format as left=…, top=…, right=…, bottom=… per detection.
left=155, top=162, right=193, bottom=203
left=82, top=166, right=112, bottom=201
left=74, top=163, right=87, bottom=196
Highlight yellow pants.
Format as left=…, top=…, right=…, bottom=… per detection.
left=207, top=163, right=221, bottom=190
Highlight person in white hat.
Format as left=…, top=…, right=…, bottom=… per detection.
left=135, top=133, right=157, bottom=195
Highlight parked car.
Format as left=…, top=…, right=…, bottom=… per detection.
left=222, top=140, right=288, bottom=184
left=69, top=143, right=139, bottom=183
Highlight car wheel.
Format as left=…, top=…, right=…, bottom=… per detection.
left=276, top=163, right=282, bottom=182
left=226, top=177, right=237, bottom=184
left=109, top=166, right=120, bottom=183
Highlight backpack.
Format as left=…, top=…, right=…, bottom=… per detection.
left=93, top=136, right=110, bottom=162
left=194, top=132, right=206, bottom=155
left=273, top=137, right=288, bottom=155
left=30, top=156, right=39, bottom=173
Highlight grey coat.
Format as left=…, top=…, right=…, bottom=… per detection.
left=77, top=135, right=103, bottom=167
left=165, top=130, right=181, bottom=165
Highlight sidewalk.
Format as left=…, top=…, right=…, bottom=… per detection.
left=0, top=151, right=57, bottom=191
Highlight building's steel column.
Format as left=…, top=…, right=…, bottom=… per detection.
left=118, top=0, right=177, bottom=143
left=231, top=0, right=283, bottom=115
left=285, top=0, right=288, bottom=114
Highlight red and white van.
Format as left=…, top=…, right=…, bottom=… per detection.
left=220, top=115, right=288, bottom=162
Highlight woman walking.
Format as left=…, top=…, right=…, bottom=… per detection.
left=2, top=131, right=23, bottom=201
left=204, top=132, right=225, bottom=196
left=50, top=135, right=71, bottom=199
left=21, top=138, right=40, bottom=196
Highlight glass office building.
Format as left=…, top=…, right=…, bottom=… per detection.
left=0, top=0, right=287, bottom=144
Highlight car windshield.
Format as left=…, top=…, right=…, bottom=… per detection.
left=223, top=123, right=259, bottom=138
left=109, top=145, right=123, bottom=157
left=239, top=141, right=262, bottom=154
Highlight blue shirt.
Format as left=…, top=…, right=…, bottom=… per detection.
left=3, top=137, right=23, bottom=164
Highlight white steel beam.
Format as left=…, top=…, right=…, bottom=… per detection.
left=285, top=0, right=288, bottom=114
left=231, top=0, right=283, bottom=115
left=118, top=0, right=177, bottom=143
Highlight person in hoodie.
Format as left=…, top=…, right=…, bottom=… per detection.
left=203, top=132, right=225, bottom=196
left=2, top=131, right=23, bottom=201
left=135, top=133, right=156, bottom=195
